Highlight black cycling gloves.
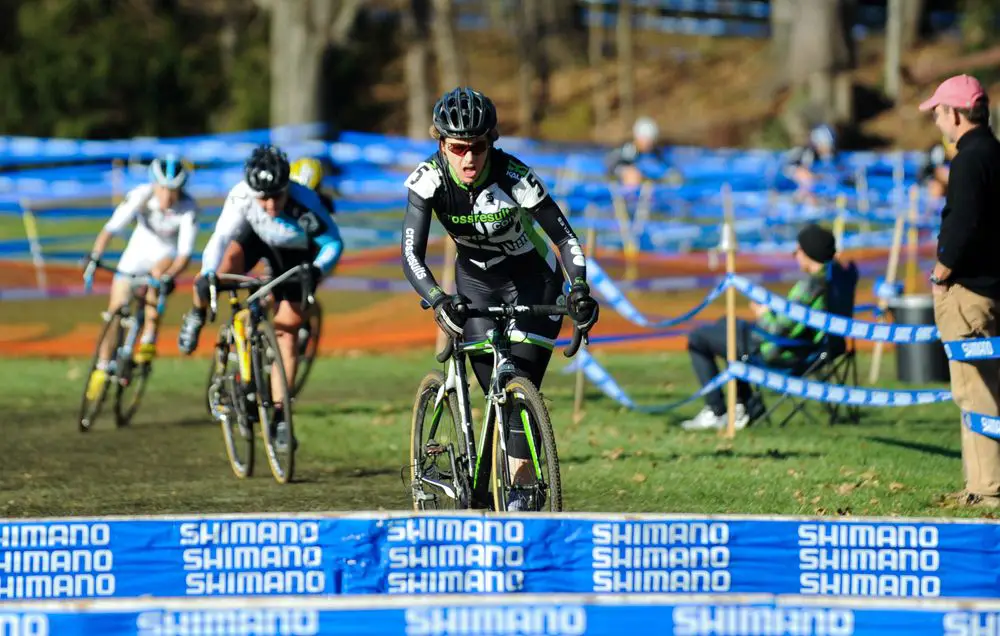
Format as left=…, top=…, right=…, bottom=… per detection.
left=568, top=281, right=599, bottom=332
left=433, top=293, right=469, bottom=340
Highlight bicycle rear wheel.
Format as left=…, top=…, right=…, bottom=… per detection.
left=211, top=326, right=254, bottom=478
left=409, top=370, right=467, bottom=510
left=492, top=377, right=563, bottom=512
left=291, top=301, right=322, bottom=399
left=255, top=322, right=295, bottom=484
left=78, top=311, right=121, bottom=432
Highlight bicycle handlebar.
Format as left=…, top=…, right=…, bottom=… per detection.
left=82, top=260, right=168, bottom=313
left=207, top=264, right=314, bottom=323
left=421, top=301, right=587, bottom=363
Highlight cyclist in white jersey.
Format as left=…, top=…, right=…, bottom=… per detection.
left=83, top=155, right=199, bottom=396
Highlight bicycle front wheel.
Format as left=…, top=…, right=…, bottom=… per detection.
left=492, top=377, right=563, bottom=513
left=114, top=310, right=150, bottom=428
left=78, top=311, right=121, bottom=432
left=255, top=322, right=295, bottom=484
left=211, top=326, right=254, bottom=479
left=410, top=370, right=467, bottom=511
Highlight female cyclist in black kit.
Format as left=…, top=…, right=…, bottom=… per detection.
left=400, top=87, right=599, bottom=511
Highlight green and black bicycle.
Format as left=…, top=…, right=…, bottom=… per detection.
left=78, top=261, right=168, bottom=432
left=409, top=301, right=584, bottom=513
left=204, top=264, right=313, bottom=484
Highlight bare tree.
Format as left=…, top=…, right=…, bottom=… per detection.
left=784, top=0, right=855, bottom=124
left=254, top=0, right=363, bottom=126
left=616, top=0, right=635, bottom=130
left=540, top=0, right=583, bottom=68
left=402, top=0, right=432, bottom=138
left=512, top=0, right=541, bottom=137
left=588, top=7, right=610, bottom=141
left=430, top=0, right=463, bottom=90
left=900, top=0, right=924, bottom=50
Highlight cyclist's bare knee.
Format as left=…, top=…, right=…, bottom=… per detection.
left=272, top=300, right=305, bottom=333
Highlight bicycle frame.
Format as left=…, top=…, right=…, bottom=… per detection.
left=83, top=261, right=168, bottom=364
left=208, top=265, right=314, bottom=394
left=421, top=303, right=581, bottom=508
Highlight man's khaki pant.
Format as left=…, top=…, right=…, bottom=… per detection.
left=934, top=284, right=1000, bottom=496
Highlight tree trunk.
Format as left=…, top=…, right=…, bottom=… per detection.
left=402, top=0, right=432, bottom=139
left=539, top=0, right=583, bottom=68
left=258, top=0, right=362, bottom=127
left=885, top=0, right=903, bottom=100
left=431, top=0, right=463, bottom=90
left=900, top=0, right=924, bottom=50
left=770, top=0, right=795, bottom=83
left=513, top=0, right=540, bottom=137
left=588, top=7, right=610, bottom=141
left=616, top=0, right=635, bottom=131
left=786, top=0, right=855, bottom=124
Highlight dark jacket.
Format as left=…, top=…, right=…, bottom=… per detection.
left=937, top=126, right=1000, bottom=298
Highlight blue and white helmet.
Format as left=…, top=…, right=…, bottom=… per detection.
left=149, top=154, right=189, bottom=189
left=810, top=125, right=836, bottom=150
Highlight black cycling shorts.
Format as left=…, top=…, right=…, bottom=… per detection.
left=234, top=226, right=316, bottom=304
left=455, top=255, right=565, bottom=348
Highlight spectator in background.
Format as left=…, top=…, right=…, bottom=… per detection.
left=918, top=135, right=957, bottom=202
left=920, top=74, right=1000, bottom=509
left=606, top=116, right=672, bottom=187
left=681, top=224, right=838, bottom=432
left=784, top=124, right=839, bottom=202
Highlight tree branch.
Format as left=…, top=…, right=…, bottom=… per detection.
left=329, top=0, right=364, bottom=45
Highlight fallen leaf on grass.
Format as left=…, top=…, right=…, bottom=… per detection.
left=889, top=482, right=906, bottom=492
left=869, top=498, right=880, bottom=505
left=811, top=496, right=822, bottom=504
left=602, top=447, right=625, bottom=461
left=836, top=482, right=857, bottom=496
left=839, top=466, right=854, bottom=477
left=632, top=473, right=648, bottom=484
left=837, top=507, right=852, bottom=516
left=616, top=489, right=627, bottom=497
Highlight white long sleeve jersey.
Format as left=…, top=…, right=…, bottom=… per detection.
left=199, top=180, right=343, bottom=276
left=103, top=184, right=199, bottom=257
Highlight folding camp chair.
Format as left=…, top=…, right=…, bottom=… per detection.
left=741, top=260, right=862, bottom=428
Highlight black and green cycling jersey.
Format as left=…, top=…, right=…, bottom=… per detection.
left=400, top=147, right=586, bottom=306
left=757, top=271, right=829, bottom=364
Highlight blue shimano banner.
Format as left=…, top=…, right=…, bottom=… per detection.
left=4, top=513, right=1000, bottom=602
left=6, top=592, right=1000, bottom=635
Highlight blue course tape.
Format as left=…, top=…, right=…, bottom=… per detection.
left=730, top=275, right=941, bottom=343
left=588, top=258, right=728, bottom=329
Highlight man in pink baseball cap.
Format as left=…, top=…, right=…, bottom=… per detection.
left=919, top=74, right=989, bottom=143
left=921, top=74, right=1000, bottom=510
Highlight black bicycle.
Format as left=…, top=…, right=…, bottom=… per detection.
left=409, top=301, right=584, bottom=513
left=204, top=264, right=312, bottom=484
left=79, top=261, right=168, bottom=432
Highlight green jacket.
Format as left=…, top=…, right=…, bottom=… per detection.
left=757, top=270, right=829, bottom=364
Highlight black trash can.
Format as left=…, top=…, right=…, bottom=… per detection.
left=887, top=294, right=950, bottom=384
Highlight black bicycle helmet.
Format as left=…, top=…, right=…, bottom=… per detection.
left=432, top=87, right=498, bottom=140
left=244, top=144, right=290, bottom=195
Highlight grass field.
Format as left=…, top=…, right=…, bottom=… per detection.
left=1, top=349, right=982, bottom=520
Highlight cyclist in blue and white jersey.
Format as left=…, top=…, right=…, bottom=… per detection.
left=177, top=145, right=343, bottom=416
